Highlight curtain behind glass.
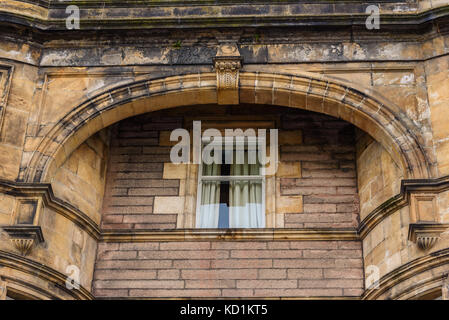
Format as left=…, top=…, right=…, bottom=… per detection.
left=229, top=153, right=264, bottom=228
left=197, top=163, right=221, bottom=228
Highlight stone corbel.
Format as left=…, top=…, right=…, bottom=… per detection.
left=408, top=223, right=449, bottom=251
left=213, top=42, right=242, bottom=105
left=2, top=225, right=45, bottom=256
left=1, top=197, right=45, bottom=256
left=407, top=193, right=445, bottom=250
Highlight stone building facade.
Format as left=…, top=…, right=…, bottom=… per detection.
left=0, top=0, right=449, bottom=300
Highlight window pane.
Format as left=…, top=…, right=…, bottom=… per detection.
left=202, top=162, right=221, bottom=176
left=229, top=178, right=263, bottom=228
left=198, top=180, right=221, bottom=228
left=198, top=144, right=265, bottom=229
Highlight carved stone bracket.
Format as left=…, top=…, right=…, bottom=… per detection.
left=2, top=226, right=45, bottom=256
left=408, top=223, right=449, bottom=251
left=213, top=42, right=242, bottom=105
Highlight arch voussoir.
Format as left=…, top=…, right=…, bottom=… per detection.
left=24, top=71, right=433, bottom=183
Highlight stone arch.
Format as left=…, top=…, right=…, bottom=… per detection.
left=23, top=71, right=433, bottom=183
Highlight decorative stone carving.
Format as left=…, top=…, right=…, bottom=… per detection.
left=10, top=238, right=35, bottom=256
left=408, top=223, right=449, bottom=251
left=407, top=193, right=444, bottom=250
left=1, top=197, right=45, bottom=255
left=2, top=226, right=45, bottom=256
left=416, top=236, right=438, bottom=251
left=213, top=42, right=242, bottom=105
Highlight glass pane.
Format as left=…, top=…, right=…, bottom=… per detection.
left=217, top=203, right=229, bottom=228
left=229, top=180, right=263, bottom=228
left=201, top=141, right=262, bottom=176
left=197, top=180, right=221, bottom=228
left=202, top=162, right=221, bottom=176
left=199, top=142, right=264, bottom=229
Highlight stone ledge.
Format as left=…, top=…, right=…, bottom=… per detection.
left=363, top=247, right=449, bottom=300
left=101, top=228, right=359, bottom=242
left=408, top=223, right=449, bottom=251
left=0, top=250, right=93, bottom=300
left=0, top=179, right=101, bottom=240
left=4, top=175, right=449, bottom=243
left=2, top=225, right=44, bottom=256
left=1, top=3, right=449, bottom=31
left=359, top=175, right=449, bottom=239
left=2, top=225, right=45, bottom=243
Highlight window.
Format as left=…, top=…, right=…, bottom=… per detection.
left=196, top=136, right=265, bottom=228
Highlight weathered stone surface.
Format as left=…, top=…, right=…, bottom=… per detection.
left=0, top=1, right=448, bottom=301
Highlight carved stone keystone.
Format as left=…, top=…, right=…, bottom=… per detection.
left=213, top=43, right=242, bottom=105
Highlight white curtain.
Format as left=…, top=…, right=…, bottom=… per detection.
left=197, top=163, right=220, bottom=228
left=229, top=160, right=264, bottom=228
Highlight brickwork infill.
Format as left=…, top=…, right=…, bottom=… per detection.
left=281, top=111, right=359, bottom=228
left=93, top=240, right=364, bottom=298
left=96, top=107, right=363, bottom=298
left=101, top=114, right=183, bottom=229
left=101, top=107, right=359, bottom=229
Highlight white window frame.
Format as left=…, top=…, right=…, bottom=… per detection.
left=195, top=136, right=266, bottom=228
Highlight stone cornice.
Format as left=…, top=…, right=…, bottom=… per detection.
left=101, top=228, right=359, bottom=242
left=0, top=179, right=101, bottom=240
left=358, top=193, right=406, bottom=239
left=0, top=179, right=357, bottom=242
left=358, top=175, right=449, bottom=239
left=363, top=247, right=449, bottom=300
left=0, top=250, right=93, bottom=300
left=0, top=2, right=449, bottom=31
left=401, top=176, right=449, bottom=194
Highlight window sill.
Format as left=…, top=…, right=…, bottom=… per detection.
left=101, top=227, right=359, bottom=242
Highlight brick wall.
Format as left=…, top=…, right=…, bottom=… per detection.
left=101, top=106, right=359, bottom=229
left=101, top=114, right=183, bottom=229
left=95, top=106, right=363, bottom=298
left=93, top=240, right=363, bottom=298
left=280, top=111, right=359, bottom=228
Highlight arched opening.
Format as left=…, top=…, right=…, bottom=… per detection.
left=19, top=71, right=435, bottom=299
left=48, top=101, right=409, bottom=298
left=23, top=72, right=432, bottom=185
